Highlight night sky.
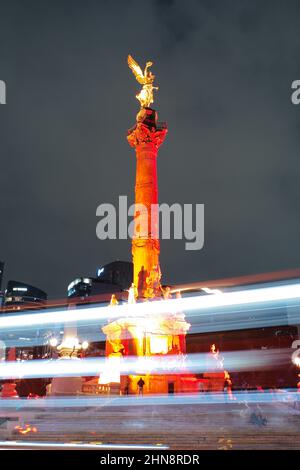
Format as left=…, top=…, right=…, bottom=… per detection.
left=1, top=0, right=300, bottom=298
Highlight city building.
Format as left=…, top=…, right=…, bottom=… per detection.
left=3, top=280, right=47, bottom=312
left=96, top=261, right=133, bottom=290
left=1, top=280, right=49, bottom=396
left=67, top=276, right=121, bottom=299
left=67, top=261, right=133, bottom=300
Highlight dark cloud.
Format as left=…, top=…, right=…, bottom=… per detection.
left=0, top=0, right=300, bottom=297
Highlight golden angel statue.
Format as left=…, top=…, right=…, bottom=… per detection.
left=127, top=54, right=159, bottom=108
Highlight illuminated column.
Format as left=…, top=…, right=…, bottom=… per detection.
left=127, top=108, right=167, bottom=298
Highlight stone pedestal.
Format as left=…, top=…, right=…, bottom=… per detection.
left=48, top=374, right=83, bottom=396
left=48, top=323, right=83, bottom=396
left=100, top=311, right=191, bottom=395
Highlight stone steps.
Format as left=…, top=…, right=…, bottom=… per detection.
left=1, top=401, right=299, bottom=450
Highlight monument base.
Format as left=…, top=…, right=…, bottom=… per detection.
left=47, top=376, right=83, bottom=396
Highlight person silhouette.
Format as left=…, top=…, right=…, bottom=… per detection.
left=138, top=266, right=147, bottom=298
left=137, top=377, right=145, bottom=396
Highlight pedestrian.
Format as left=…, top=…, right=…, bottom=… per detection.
left=124, top=377, right=130, bottom=395
left=137, top=377, right=145, bottom=396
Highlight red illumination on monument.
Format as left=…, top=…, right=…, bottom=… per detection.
left=127, top=107, right=167, bottom=298
left=95, top=56, right=227, bottom=395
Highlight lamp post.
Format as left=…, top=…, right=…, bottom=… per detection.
left=49, top=336, right=89, bottom=359
left=47, top=337, right=89, bottom=396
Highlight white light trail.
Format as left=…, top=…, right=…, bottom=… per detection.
left=0, top=284, right=300, bottom=330
left=0, top=349, right=289, bottom=380
left=0, top=282, right=299, bottom=331
left=0, top=441, right=169, bottom=450
left=0, top=390, right=298, bottom=409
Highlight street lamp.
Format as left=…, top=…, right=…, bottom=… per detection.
left=49, top=336, right=89, bottom=358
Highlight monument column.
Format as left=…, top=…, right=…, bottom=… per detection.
left=96, top=55, right=193, bottom=395
left=127, top=108, right=167, bottom=298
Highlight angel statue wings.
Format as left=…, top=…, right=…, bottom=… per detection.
left=127, top=54, right=159, bottom=108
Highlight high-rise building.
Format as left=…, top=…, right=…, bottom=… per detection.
left=68, top=261, right=133, bottom=299
left=3, top=280, right=47, bottom=312
left=67, top=276, right=121, bottom=299
left=96, top=261, right=133, bottom=290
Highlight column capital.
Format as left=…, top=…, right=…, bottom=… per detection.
left=127, top=107, right=167, bottom=150
left=127, top=122, right=167, bottom=150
